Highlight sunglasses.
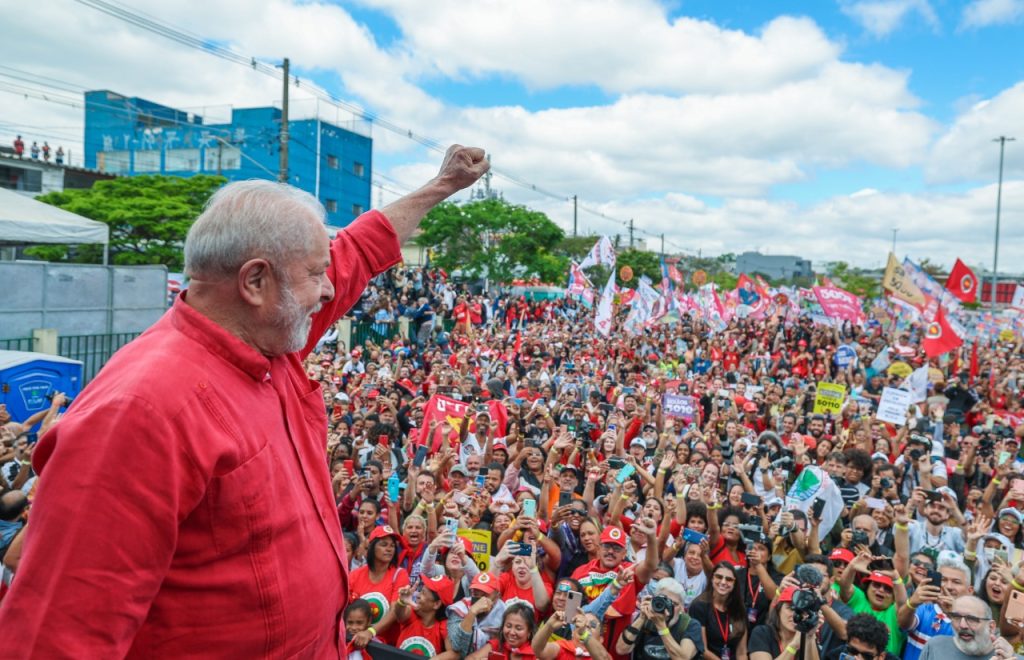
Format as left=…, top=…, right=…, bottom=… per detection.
left=568, top=509, right=587, bottom=517
left=840, top=644, right=877, bottom=660
left=910, top=559, right=934, bottom=570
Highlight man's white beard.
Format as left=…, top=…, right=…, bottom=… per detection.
left=953, top=632, right=994, bottom=656
left=273, top=283, right=317, bottom=355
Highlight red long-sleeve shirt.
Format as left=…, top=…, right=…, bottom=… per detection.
left=0, top=210, right=402, bottom=658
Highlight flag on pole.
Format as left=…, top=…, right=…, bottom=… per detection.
left=945, top=258, right=979, bottom=303
left=579, top=236, right=616, bottom=270
left=882, top=253, right=926, bottom=307
left=901, top=365, right=930, bottom=403
left=594, top=275, right=616, bottom=337
left=922, top=307, right=963, bottom=357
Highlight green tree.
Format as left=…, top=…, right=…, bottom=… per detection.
left=614, top=249, right=662, bottom=286
left=27, top=174, right=227, bottom=269
left=416, top=197, right=567, bottom=283
left=709, top=271, right=738, bottom=290
left=826, top=261, right=881, bottom=299
left=556, top=235, right=602, bottom=261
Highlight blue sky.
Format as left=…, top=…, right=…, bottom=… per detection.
left=2, top=0, right=1022, bottom=269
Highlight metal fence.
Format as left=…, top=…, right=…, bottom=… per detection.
left=350, top=321, right=396, bottom=348
left=58, top=332, right=141, bottom=384
left=0, top=337, right=33, bottom=352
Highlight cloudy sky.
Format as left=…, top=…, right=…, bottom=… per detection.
left=2, top=0, right=1022, bottom=271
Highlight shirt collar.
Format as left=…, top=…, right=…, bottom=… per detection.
left=172, top=291, right=272, bottom=382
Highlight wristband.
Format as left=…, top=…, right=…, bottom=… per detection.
left=611, top=580, right=623, bottom=589
left=708, top=503, right=722, bottom=510
left=964, top=551, right=977, bottom=559
left=993, top=478, right=1003, bottom=486
left=531, top=567, right=540, bottom=574
left=621, top=495, right=631, bottom=501
left=785, top=646, right=798, bottom=655
left=367, top=627, right=377, bottom=637
left=658, top=628, right=671, bottom=637
left=1012, top=579, right=1024, bottom=592
left=895, top=523, right=909, bottom=531
left=579, top=631, right=591, bottom=643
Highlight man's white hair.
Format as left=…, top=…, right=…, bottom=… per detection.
left=937, top=556, right=972, bottom=585
left=184, top=179, right=328, bottom=280
left=654, top=577, right=686, bottom=601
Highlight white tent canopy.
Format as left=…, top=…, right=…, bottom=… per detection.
left=0, top=187, right=109, bottom=247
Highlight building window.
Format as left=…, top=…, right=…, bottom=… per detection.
left=203, top=145, right=241, bottom=172
left=0, top=165, right=42, bottom=192
left=326, top=154, right=339, bottom=169
left=352, top=203, right=363, bottom=216
left=98, top=151, right=131, bottom=174
left=325, top=199, right=338, bottom=213
left=165, top=148, right=200, bottom=172
left=353, top=162, right=365, bottom=177
left=135, top=150, right=160, bottom=173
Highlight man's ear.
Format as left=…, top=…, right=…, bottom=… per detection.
left=238, top=259, right=274, bottom=306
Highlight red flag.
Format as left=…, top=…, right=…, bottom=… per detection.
left=420, top=395, right=471, bottom=452
left=945, top=258, right=979, bottom=303
left=969, top=342, right=979, bottom=385
left=922, top=307, right=963, bottom=357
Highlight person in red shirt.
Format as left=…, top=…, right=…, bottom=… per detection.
left=0, top=146, right=489, bottom=659
left=571, top=522, right=658, bottom=603
left=495, top=542, right=554, bottom=619
left=392, top=574, right=459, bottom=659
left=531, top=610, right=612, bottom=660
left=350, top=525, right=411, bottom=646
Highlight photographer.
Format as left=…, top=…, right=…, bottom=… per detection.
left=748, top=586, right=822, bottom=660
left=616, top=578, right=703, bottom=660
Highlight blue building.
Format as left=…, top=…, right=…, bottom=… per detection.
left=83, top=90, right=372, bottom=226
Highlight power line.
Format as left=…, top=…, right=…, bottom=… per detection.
left=68, top=0, right=674, bottom=246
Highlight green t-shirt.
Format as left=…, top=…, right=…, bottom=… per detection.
left=846, top=586, right=905, bottom=656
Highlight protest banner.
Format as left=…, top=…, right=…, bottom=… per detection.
left=457, top=529, right=492, bottom=571
left=834, top=344, right=858, bottom=369
left=813, top=285, right=865, bottom=325
left=812, top=383, right=847, bottom=415
left=876, top=387, right=912, bottom=425
left=662, top=393, right=696, bottom=422
left=420, top=394, right=471, bottom=451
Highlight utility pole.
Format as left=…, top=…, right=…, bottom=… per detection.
left=991, top=136, right=1015, bottom=309
left=891, top=228, right=898, bottom=254
left=279, top=57, right=290, bottom=183
left=573, top=195, right=578, bottom=236
left=628, top=219, right=634, bottom=249
left=660, top=233, right=665, bottom=257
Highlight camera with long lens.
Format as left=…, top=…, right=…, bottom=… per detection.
left=650, top=594, right=676, bottom=620
left=790, top=564, right=826, bottom=633
left=771, top=455, right=794, bottom=469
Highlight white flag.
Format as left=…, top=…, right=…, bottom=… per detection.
left=1012, top=284, right=1024, bottom=310
left=870, top=346, right=891, bottom=373
left=594, top=275, right=616, bottom=337
left=901, top=365, right=930, bottom=403
left=579, top=236, right=616, bottom=271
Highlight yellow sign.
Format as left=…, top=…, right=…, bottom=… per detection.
left=458, top=528, right=492, bottom=572
left=999, top=329, right=1016, bottom=343
left=887, top=362, right=913, bottom=379
left=813, top=383, right=847, bottom=415
left=882, top=253, right=926, bottom=306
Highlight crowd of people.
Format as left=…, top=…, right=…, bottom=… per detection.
left=4, top=255, right=1024, bottom=660
left=305, top=264, right=1024, bottom=660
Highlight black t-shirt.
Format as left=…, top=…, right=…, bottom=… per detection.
left=688, top=599, right=743, bottom=658
left=748, top=624, right=780, bottom=658
left=633, top=615, right=704, bottom=660
left=738, top=567, right=781, bottom=627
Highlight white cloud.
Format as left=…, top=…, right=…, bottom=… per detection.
left=928, top=82, right=1024, bottom=184
left=961, top=0, right=1024, bottom=28
left=841, top=0, right=940, bottom=37
left=356, top=0, right=839, bottom=94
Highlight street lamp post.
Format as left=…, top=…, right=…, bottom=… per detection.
left=891, top=228, right=899, bottom=254
left=991, top=136, right=1015, bottom=309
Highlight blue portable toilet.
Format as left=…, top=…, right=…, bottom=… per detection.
left=0, top=351, right=83, bottom=428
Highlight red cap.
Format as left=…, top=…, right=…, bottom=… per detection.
left=776, top=586, right=797, bottom=605
left=863, top=571, right=894, bottom=588
left=368, top=389, right=380, bottom=399
left=397, top=378, right=415, bottom=392
left=368, top=525, right=401, bottom=543
left=829, top=548, right=855, bottom=564
left=423, top=574, right=456, bottom=606
left=470, top=572, right=499, bottom=594
left=600, top=526, right=627, bottom=548
left=800, top=434, right=817, bottom=451
left=492, top=441, right=508, bottom=452
left=743, top=402, right=758, bottom=413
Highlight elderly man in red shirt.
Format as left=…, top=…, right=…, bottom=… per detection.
left=0, top=145, right=488, bottom=658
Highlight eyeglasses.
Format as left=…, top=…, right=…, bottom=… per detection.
left=840, top=644, right=878, bottom=660
left=713, top=575, right=736, bottom=583
left=910, top=559, right=934, bottom=570
left=949, top=612, right=990, bottom=626
left=999, top=515, right=1021, bottom=525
